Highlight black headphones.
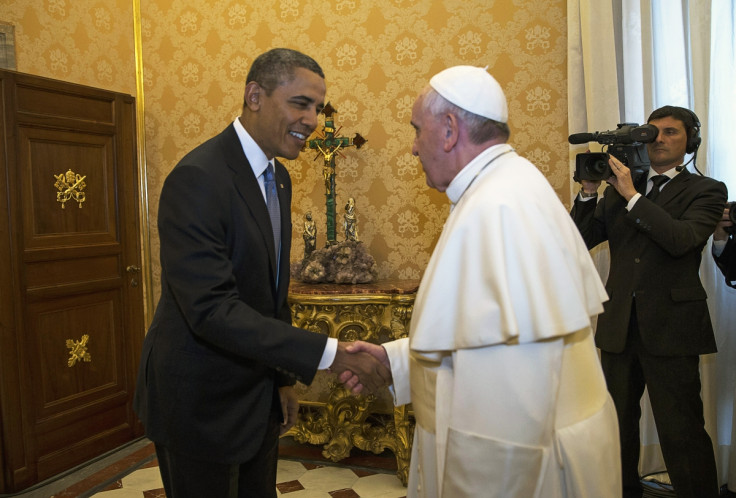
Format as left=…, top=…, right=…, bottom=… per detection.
left=682, top=108, right=701, bottom=154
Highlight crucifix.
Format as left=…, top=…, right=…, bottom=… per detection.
left=308, top=102, right=366, bottom=244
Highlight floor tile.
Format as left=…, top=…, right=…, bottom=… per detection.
left=92, top=489, right=146, bottom=497
left=276, top=479, right=305, bottom=493
left=352, top=473, right=408, bottom=497
left=38, top=439, right=406, bottom=497
left=121, top=467, right=165, bottom=491
left=297, top=466, right=359, bottom=492
left=277, top=459, right=310, bottom=482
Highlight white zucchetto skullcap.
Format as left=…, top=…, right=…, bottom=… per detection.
left=429, top=65, right=508, bottom=123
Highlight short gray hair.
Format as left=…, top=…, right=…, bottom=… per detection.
left=423, top=88, right=510, bottom=144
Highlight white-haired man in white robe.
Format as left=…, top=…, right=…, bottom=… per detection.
left=341, top=66, right=622, bottom=497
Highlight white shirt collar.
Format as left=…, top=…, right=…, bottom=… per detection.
left=233, top=117, right=271, bottom=177
left=446, top=143, right=513, bottom=206
left=648, top=166, right=681, bottom=182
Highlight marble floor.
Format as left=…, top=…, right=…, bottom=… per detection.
left=9, top=437, right=736, bottom=497
left=86, top=459, right=406, bottom=498
left=9, top=438, right=406, bottom=497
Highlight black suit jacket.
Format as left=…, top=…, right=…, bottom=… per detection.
left=571, top=169, right=727, bottom=356
left=134, top=124, right=327, bottom=464
left=714, top=236, right=736, bottom=287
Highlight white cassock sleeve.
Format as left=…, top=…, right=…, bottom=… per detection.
left=383, top=337, right=411, bottom=406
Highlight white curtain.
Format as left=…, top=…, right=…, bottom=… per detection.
left=568, top=0, right=736, bottom=490
left=704, top=1, right=736, bottom=489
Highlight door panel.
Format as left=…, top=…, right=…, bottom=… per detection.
left=0, top=69, right=145, bottom=492
left=29, top=293, right=122, bottom=409
left=20, top=127, right=117, bottom=245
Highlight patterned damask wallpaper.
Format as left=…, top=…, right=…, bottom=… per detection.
left=2, top=0, right=137, bottom=94
left=4, top=0, right=569, bottom=293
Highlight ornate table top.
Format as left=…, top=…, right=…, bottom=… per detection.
left=289, top=278, right=420, bottom=296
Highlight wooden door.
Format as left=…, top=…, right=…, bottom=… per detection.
left=0, top=70, right=145, bottom=493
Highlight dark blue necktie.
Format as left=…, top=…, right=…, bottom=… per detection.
left=647, top=175, right=669, bottom=202
left=264, top=164, right=280, bottom=261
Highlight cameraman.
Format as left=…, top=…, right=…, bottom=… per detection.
left=713, top=204, right=735, bottom=287
left=571, top=105, right=727, bottom=498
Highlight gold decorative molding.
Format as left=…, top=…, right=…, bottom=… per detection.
left=54, top=169, right=87, bottom=208
left=132, top=0, right=155, bottom=327
left=390, top=303, right=413, bottom=340
left=66, top=334, right=92, bottom=367
left=286, top=281, right=417, bottom=485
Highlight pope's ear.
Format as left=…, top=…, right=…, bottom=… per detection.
left=244, top=82, right=261, bottom=110
left=443, top=113, right=460, bottom=152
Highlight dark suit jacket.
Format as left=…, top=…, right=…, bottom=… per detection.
left=134, top=124, right=327, bottom=464
left=714, top=236, right=736, bottom=287
left=571, top=169, right=727, bottom=356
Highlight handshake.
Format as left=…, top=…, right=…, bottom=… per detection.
left=330, top=341, right=391, bottom=394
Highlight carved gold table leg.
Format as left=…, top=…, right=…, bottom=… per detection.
left=320, top=383, right=375, bottom=461
left=390, top=404, right=413, bottom=486
left=285, top=388, right=414, bottom=486
left=285, top=401, right=332, bottom=447
left=287, top=281, right=419, bottom=487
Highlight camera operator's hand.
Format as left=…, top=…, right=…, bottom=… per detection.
left=714, top=205, right=732, bottom=241
left=581, top=179, right=601, bottom=195
left=606, top=155, right=637, bottom=201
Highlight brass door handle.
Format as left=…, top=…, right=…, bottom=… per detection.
left=126, top=265, right=141, bottom=273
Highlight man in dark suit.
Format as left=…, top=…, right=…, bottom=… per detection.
left=713, top=203, right=735, bottom=287
left=571, top=105, right=727, bottom=498
left=133, top=48, right=390, bottom=498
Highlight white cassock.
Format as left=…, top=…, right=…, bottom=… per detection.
left=384, top=144, right=621, bottom=497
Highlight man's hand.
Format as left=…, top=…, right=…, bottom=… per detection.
left=606, top=155, right=638, bottom=201
left=714, top=205, right=732, bottom=242
left=330, top=341, right=391, bottom=394
left=278, top=386, right=299, bottom=435
left=337, top=341, right=391, bottom=394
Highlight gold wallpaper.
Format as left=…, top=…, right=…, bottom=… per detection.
left=4, top=0, right=569, bottom=300
left=1, top=0, right=137, bottom=94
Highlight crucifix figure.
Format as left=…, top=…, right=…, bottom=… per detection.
left=307, top=102, right=366, bottom=244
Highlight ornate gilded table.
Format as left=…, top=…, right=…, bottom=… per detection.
left=285, top=279, right=418, bottom=485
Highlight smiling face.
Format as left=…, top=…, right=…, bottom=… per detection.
left=244, top=67, right=326, bottom=160
left=646, top=115, right=689, bottom=173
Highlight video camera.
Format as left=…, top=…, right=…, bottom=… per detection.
left=570, top=123, right=658, bottom=182
left=727, top=201, right=736, bottom=235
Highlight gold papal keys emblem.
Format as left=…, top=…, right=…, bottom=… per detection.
left=54, top=169, right=87, bottom=208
